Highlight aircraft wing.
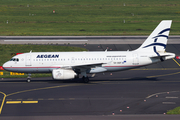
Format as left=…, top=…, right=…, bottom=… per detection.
left=61, top=62, right=106, bottom=70
left=72, top=63, right=106, bottom=70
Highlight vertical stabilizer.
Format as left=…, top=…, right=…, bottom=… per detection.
left=136, top=20, right=172, bottom=53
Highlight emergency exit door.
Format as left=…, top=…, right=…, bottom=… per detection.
left=133, top=54, right=139, bottom=65
left=25, top=55, right=31, bottom=66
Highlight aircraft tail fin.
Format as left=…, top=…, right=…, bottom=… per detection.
left=135, top=20, right=172, bottom=53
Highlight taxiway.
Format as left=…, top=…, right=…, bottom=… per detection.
left=0, top=38, right=180, bottom=120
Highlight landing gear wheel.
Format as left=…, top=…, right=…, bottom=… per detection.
left=27, top=78, right=31, bottom=83
left=27, top=73, right=31, bottom=83
left=82, top=76, right=89, bottom=83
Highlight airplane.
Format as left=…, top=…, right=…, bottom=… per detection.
left=2, top=20, right=175, bottom=83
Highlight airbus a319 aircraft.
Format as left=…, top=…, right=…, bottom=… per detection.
left=3, top=20, right=175, bottom=83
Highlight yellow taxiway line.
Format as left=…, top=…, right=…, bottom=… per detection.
left=0, top=91, right=6, bottom=114
left=6, top=101, right=38, bottom=104
left=6, top=101, right=21, bottom=104
left=173, top=58, right=180, bottom=67
left=22, top=101, right=38, bottom=104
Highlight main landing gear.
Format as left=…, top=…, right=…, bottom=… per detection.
left=81, top=71, right=89, bottom=83
left=82, top=76, right=89, bottom=83
left=27, top=73, right=31, bottom=83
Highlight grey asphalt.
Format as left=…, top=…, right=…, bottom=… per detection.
left=0, top=70, right=180, bottom=119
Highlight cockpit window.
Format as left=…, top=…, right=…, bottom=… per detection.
left=10, top=58, right=19, bottom=62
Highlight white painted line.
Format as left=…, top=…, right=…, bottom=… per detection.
left=162, top=102, right=176, bottom=104
left=146, top=91, right=179, bottom=99
left=166, top=97, right=179, bottom=99
left=146, top=92, right=168, bottom=98
left=4, top=40, right=88, bottom=42
left=3, top=39, right=142, bottom=42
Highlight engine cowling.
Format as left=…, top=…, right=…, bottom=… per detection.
left=52, top=69, right=77, bottom=80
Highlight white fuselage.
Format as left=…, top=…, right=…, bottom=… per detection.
left=3, top=50, right=163, bottom=74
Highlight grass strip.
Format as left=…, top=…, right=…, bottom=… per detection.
left=167, top=106, right=180, bottom=114
left=0, top=0, right=180, bottom=36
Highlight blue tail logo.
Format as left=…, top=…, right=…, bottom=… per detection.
left=143, top=28, right=170, bottom=49
left=142, top=28, right=170, bottom=56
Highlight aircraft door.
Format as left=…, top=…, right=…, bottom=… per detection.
left=25, top=55, right=32, bottom=66
left=133, top=53, right=139, bottom=65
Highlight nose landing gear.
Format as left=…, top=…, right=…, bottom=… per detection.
left=27, top=73, right=31, bottom=83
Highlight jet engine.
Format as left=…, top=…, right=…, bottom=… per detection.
left=52, top=69, right=77, bottom=80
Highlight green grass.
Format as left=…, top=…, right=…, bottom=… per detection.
left=0, top=44, right=87, bottom=78
left=167, top=106, right=180, bottom=114
left=0, top=0, right=180, bottom=36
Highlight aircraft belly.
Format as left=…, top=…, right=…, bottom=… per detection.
left=104, top=66, right=134, bottom=72
left=104, top=63, right=146, bottom=71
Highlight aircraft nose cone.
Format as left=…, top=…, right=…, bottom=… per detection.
left=2, top=62, right=15, bottom=72
left=2, top=62, right=9, bottom=71
left=2, top=63, right=6, bottom=70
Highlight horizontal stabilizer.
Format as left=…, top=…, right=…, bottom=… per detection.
left=150, top=52, right=175, bottom=61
